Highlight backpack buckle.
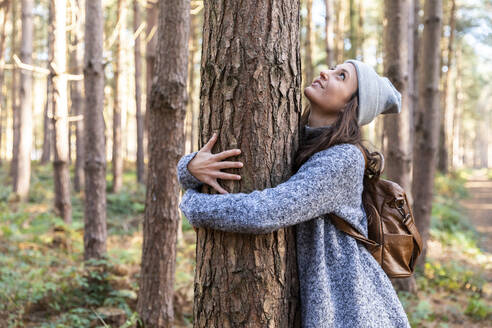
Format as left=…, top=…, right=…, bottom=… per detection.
left=393, top=197, right=408, bottom=222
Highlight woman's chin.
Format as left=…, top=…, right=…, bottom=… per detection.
left=303, top=86, right=314, bottom=99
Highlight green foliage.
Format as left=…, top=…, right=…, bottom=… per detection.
left=465, top=294, right=492, bottom=320
left=430, top=170, right=481, bottom=252
left=419, top=260, right=486, bottom=293
left=398, top=292, right=436, bottom=327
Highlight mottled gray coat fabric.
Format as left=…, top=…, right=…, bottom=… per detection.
left=177, top=131, right=410, bottom=328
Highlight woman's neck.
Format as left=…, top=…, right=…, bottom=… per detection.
left=307, top=107, right=337, bottom=127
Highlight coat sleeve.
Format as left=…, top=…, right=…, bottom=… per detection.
left=178, top=144, right=364, bottom=234
left=177, top=151, right=204, bottom=190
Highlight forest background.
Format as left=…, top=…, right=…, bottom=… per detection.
left=0, top=0, right=491, bottom=327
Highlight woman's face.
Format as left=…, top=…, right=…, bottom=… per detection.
left=304, top=63, right=358, bottom=115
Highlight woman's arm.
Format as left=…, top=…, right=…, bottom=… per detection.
left=179, top=143, right=365, bottom=234
left=177, top=151, right=203, bottom=190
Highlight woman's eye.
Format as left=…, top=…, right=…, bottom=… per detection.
left=340, top=72, right=346, bottom=80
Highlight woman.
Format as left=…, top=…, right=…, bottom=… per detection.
left=177, top=59, right=410, bottom=328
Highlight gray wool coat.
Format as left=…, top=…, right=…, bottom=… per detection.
left=177, top=126, right=411, bottom=328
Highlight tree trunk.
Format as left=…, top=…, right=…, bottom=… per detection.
left=412, top=0, right=442, bottom=267
left=410, top=0, right=420, bottom=173
left=42, top=0, right=54, bottom=165
left=383, top=0, right=412, bottom=197
left=112, top=0, right=126, bottom=193
left=136, top=0, right=190, bottom=326
left=41, top=77, right=53, bottom=164
left=71, top=0, right=85, bottom=192
left=384, top=0, right=417, bottom=293
left=10, top=0, right=18, bottom=181
left=51, top=0, right=72, bottom=222
left=358, top=0, right=365, bottom=60
left=14, top=0, right=34, bottom=201
left=335, top=0, right=346, bottom=63
left=437, top=0, right=456, bottom=174
left=451, top=43, right=462, bottom=169
left=84, top=0, right=107, bottom=260
left=325, top=0, right=334, bottom=67
left=144, top=0, right=158, bottom=176
left=193, top=1, right=302, bottom=326
left=134, top=0, right=144, bottom=184
left=0, top=1, right=10, bottom=165
left=304, top=0, right=314, bottom=88
left=348, top=0, right=357, bottom=58
left=188, top=9, right=199, bottom=153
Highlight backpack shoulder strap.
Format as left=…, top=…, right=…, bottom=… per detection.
left=354, top=143, right=368, bottom=171
left=329, top=213, right=379, bottom=247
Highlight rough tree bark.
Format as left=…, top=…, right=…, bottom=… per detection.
left=193, top=0, right=302, bottom=326
left=51, top=0, right=72, bottom=223
left=83, top=0, right=107, bottom=260
left=112, top=0, right=126, bottom=193
left=71, top=0, right=85, bottom=192
left=136, top=0, right=190, bottom=326
left=383, top=0, right=417, bottom=293
left=134, top=0, right=144, bottom=184
left=412, top=0, right=442, bottom=267
left=14, top=0, right=34, bottom=201
left=383, top=0, right=412, bottom=197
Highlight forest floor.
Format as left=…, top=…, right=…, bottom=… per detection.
left=403, top=168, right=492, bottom=328
left=0, top=164, right=491, bottom=327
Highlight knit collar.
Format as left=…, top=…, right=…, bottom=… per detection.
left=304, top=123, right=333, bottom=139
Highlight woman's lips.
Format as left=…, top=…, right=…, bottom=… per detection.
left=311, top=80, right=323, bottom=88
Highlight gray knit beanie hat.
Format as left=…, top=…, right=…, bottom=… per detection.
left=344, top=59, right=402, bottom=126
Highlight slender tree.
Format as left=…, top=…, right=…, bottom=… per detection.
left=71, top=0, right=85, bottom=192
left=187, top=8, right=199, bottom=153
left=0, top=1, right=10, bottom=165
left=83, top=0, right=107, bottom=260
left=304, top=0, right=314, bottom=88
left=325, top=0, right=334, bottom=67
left=438, top=0, right=456, bottom=174
left=192, top=0, right=302, bottom=326
left=348, top=0, right=357, bottom=58
left=134, top=0, right=144, bottom=184
left=112, top=0, right=127, bottom=193
left=145, top=0, right=158, bottom=141
left=14, top=0, right=34, bottom=201
left=384, top=0, right=417, bottom=292
left=41, top=0, right=53, bottom=164
left=412, top=0, right=442, bottom=266
left=137, top=0, right=190, bottom=326
left=10, top=0, right=18, bottom=181
left=383, top=0, right=413, bottom=201
left=51, top=0, right=72, bottom=223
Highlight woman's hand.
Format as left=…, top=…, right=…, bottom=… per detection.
left=187, top=132, right=243, bottom=195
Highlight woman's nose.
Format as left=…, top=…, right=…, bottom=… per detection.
left=319, top=70, right=329, bottom=80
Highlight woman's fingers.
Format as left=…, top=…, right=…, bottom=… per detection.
left=214, top=148, right=241, bottom=161
left=213, top=161, right=243, bottom=170
left=202, top=132, right=218, bottom=152
left=209, top=180, right=229, bottom=194
left=216, top=172, right=242, bottom=181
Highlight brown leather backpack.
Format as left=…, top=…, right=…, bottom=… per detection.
left=329, top=144, right=423, bottom=278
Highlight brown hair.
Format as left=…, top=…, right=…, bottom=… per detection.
left=293, top=92, right=377, bottom=173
